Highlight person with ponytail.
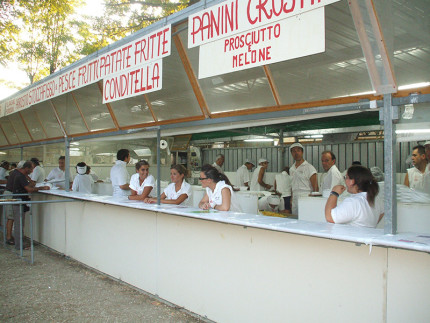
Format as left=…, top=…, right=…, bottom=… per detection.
left=325, top=165, right=384, bottom=228
left=198, top=164, right=242, bottom=212
left=145, top=164, right=192, bottom=205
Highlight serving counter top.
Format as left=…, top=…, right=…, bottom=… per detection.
left=38, top=189, right=430, bottom=253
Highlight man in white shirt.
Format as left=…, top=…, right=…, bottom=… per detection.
left=236, top=160, right=254, bottom=188
left=274, top=167, right=292, bottom=213
left=0, top=160, right=9, bottom=184
left=110, top=149, right=131, bottom=197
left=30, top=157, right=45, bottom=183
left=320, top=151, right=344, bottom=193
left=46, top=156, right=70, bottom=189
left=212, top=154, right=225, bottom=174
left=404, top=145, right=429, bottom=192
left=423, top=141, right=430, bottom=193
left=289, top=143, right=318, bottom=215
left=250, top=158, right=272, bottom=191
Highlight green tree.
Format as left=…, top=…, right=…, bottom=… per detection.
left=0, top=0, right=20, bottom=65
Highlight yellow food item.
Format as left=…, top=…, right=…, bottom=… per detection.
left=260, top=211, right=288, bottom=218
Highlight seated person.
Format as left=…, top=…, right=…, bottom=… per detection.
left=198, top=164, right=242, bottom=212
left=145, top=164, right=192, bottom=205
left=325, top=165, right=384, bottom=228
left=128, top=160, right=154, bottom=201
left=72, top=162, right=94, bottom=194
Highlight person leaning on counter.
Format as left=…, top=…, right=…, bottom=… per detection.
left=325, top=165, right=384, bottom=228
left=145, top=164, right=192, bottom=205
left=128, top=160, right=154, bottom=200
left=198, top=164, right=242, bottom=212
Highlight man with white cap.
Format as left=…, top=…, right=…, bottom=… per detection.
left=212, top=154, right=225, bottom=174
left=258, top=194, right=283, bottom=213
left=289, top=142, right=318, bottom=215
left=404, top=145, right=429, bottom=192
left=250, top=158, right=272, bottom=191
left=236, top=159, right=255, bottom=188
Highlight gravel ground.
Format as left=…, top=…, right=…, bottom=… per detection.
left=0, top=243, right=205, bottom=323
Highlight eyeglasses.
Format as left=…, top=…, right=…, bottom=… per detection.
left=199, top=177, right=208, bottom=180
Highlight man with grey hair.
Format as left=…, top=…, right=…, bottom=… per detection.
left=212, top=154, right=225, bottom=174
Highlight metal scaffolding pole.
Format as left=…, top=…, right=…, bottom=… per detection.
left=382, top=94, right=398, bottom=234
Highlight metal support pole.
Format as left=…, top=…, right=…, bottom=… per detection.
left=19, top=205, right=23, bottom=257
left=2, top=204, right=6, bottom=246
left=382, top=94, right=397, bottom=234
left=65, top=137, right=70, bottom=192
left=279, top=129, right=284, bottom=172
left=20, top=147, right=23, bottom=160
left=30, top=210, right=34, bottom=264
left=156, top=129, right=161, bottom=205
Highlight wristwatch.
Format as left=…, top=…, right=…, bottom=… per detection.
left=330, top=191, right=339, bottom=197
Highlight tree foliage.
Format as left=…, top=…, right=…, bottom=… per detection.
left=1, top=0, right=199, bottom=89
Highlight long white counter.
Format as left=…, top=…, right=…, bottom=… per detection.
left=29, top=190, right=430, bottom=322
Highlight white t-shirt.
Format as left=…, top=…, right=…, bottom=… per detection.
left=30, top=165, right=46, bottom=183
left=72, top=174, right=94, bottom=194
left=331, top=192, right=384, bottom=228
left=275, top=171, right=292, bottom=197
left=320, top=165, right=344, bottom=192
left=236, top=165, right=250, bottom=187
left=407, top=166, right=430, bottom=192
left=250, top=166, right=267, bottom=191
left=163, top=181, right=192, bottom=206
left=206, top=180, right=242, bottom=212
left=212, top=162, right=224, bottom=174
left=290, top=160, right=317, bottom=194
left=110, top=160, right=130, bottom=197
left=0, top=167, right=7, bottom=180
left=129, top=173, right=155, bottom=197
left=46, top=167, right=70, bottom=189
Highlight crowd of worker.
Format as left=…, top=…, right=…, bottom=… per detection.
left=1, top=141, right=429, bottom=249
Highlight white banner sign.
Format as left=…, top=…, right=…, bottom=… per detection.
left=102, top=59, right=163, bottom=103
left=1, top=25, right=171, bottom=116
left=199, top=8, right=325, bottom=79
left=188, top=0, right=339, bottom=48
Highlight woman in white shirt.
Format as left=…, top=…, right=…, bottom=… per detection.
left=325, top=165, right=384, bottom=228
left=128, top=160, right=154, bottom=201
left=72, top=162, right=93, bottom=194
left=145, top=164, right=192, bottom=205
left=198, top=164, right=242, bottom=212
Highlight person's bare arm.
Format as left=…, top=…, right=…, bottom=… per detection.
left=120, top=183, right=130, bottom=190
left=258, top=168, right=272, bottom=189
left=24, top=184, right=50, bottom=193
left=377, top=213, right=385, bottom=224
left=128, top=186, right=152, bottom=200
left=213, top=188, right=231, bottom=211
left=404, top=173, right=410, bottom=187
left=324, top=185, right=345, bottom=223
left=199, top=193, right=210, bottom=209
left=310, top=173, right=318, bottom=192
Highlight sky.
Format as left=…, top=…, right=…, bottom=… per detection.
left=0, top=0, right=104, bottom=101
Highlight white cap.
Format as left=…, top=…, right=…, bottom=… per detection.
left=76, top=166, right=87, bottom=175
left=424, top=141, right=430, bottom=146
left=290, top=142, right=304, bottom=151
left=244, top=159, right=255, bottom=166
left=258, top=158, right=268, bottom=164
left=267, top=195, right=280, bottom=206
left=17, top=160, right=26, bottom=169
